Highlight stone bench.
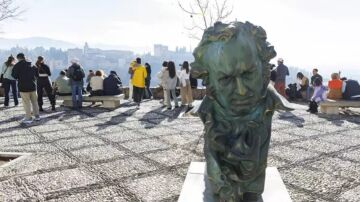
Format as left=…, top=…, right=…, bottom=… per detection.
left=319, top=99, right=360, bottom=114
left=57, top=94, right=124, bottom=109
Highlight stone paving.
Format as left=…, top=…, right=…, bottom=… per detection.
left=0, top=99, right=360, bottom=201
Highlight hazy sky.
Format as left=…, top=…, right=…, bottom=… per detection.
left=1, top=0, right=360, bottom=75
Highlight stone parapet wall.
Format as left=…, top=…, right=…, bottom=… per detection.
left=122, top=87, right=206, bottom=100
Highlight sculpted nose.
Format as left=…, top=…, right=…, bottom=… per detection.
left=236, top=78, right=248, bottom=96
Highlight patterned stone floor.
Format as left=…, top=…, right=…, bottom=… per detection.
left=0, top=99, right=360, bottom=202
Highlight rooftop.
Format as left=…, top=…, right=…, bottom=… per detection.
left=0, top=100, right=360, bottom=201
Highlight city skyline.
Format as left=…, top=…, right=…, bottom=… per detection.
left=1, top=0, right=360, bottom=75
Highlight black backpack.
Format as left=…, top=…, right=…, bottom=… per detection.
left=72, top=65, right=84, bottom=81
left=308, top=101, right=318, bottom=114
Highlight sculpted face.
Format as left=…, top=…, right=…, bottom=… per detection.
left=191, top=22, right=272, bottom=114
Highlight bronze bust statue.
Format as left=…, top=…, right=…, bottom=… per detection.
left=191, top=21, right=292, bottom=202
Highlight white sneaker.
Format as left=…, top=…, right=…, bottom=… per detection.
left=34, top=115, right=41, bottom=121
left=21, top=118, right=33, bottom=124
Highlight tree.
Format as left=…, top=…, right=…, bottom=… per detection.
left=0, top=0, right=22, bottom=22
left=178, top=0, right=233, bottom=40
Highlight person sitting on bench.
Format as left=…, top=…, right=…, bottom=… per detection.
left=307, top=78, right=327, bottom=113
left=89, top=70, right=105, bottom=96
left=296, top=72, right=310, bottom=100
left=327, top=73, right=343, bottom=100
left=53, top=70, right=72, bottom=96
left=104, top=71, right=122, bottom=96
left=341, top=77, right=360, bottom=100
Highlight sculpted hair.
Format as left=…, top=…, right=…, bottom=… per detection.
left=192, top=21, right=277, bottom=87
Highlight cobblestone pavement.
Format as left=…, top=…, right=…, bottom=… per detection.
left=0, top=100, right=360, bottom=202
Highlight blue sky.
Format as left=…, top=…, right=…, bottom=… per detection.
left=1, top=0, right=360, bottom=76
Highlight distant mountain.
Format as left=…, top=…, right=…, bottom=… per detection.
left=0, top=37, right=78, bottom=50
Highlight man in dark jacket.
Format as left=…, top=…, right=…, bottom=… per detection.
left=103, top=71, right=122, bottom=95
left=12, top=53, right=40, bottom=124
left=66, top=59, right=85, bottom=109
left=310, top=68, right=323, bottom=86
left=275, top=58, right=289, bottom=97
left=341, top=78, right=360, bottom=100
left=35, top=56, right=56, bottom=111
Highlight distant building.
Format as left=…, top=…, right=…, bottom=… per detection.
left=154, top=44, right=169, bottom=57
left=67, top=48, right=83, bottom=63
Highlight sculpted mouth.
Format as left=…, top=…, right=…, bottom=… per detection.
left=231, top=98, right=254, bottom=105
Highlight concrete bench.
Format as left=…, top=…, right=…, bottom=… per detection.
left=319, top=99, right=360, bottom=114
left=57, top=94, right=124, bottom=109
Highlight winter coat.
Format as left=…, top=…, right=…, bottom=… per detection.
left=12, top=60, right=38, bottom=92
left=104, top=74, right=122, bottom=95
left=66, top=63, right=85, bottom=86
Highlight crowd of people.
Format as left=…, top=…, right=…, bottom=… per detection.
left=0, top=53, right=123, bottom=124
left=0, top=53, right=198, bottom=124
left=2, top=52, right=359, bottom=122
left=127, top=58, right=195, bottom=110
left=270, top=58, right=360, bottom=113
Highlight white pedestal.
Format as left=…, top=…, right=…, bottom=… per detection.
left=178, top=162, right=292, bottom=202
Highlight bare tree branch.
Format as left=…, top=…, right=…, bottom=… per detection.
left=178, top=0, right=233, bottom=40
left=0, top=0, right=23, bottom=22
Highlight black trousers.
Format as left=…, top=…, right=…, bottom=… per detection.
left=133, top=86, right=144, bottom=104
left=37, top=78, right=55, bottom=107
left=144, top=79, right=153, bottom=99
left=90, top=90, right=104, bottom=96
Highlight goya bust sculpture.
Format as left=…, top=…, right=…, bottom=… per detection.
left=190, top=21, right=292, bottom=202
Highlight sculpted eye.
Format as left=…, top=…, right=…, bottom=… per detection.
left=219, top=75, right=233, bottom=84
left=219, top=35, right=228, bottom=41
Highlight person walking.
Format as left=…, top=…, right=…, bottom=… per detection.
left=67, top=59, right=85, bottom=109
left=274, top=58, right=289, bottom=97
left=1, top=55, right=19, bottom=107
left=144, top=63, right=153, bottom=99
left=35, top=56, right=56, bottom=111
left=131, top=58, right=147, bottom=107
left=12, top=53, right=40, bottom=124
left=179, top=61, right=193, bottom=108
left=165, top=61, right=179, bottom=110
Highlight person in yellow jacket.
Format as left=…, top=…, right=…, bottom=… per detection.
left=132, top=57, right=147, bottom=107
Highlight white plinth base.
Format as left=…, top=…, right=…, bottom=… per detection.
left=178, top=162, right=292, bottom=202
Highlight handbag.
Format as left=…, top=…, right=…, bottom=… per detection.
left=0, top=65, right=10, bottom=83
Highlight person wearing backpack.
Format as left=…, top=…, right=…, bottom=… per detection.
left=1, top=55, right=19, bottom=107
left=66, top=59, right=85, bottom=109
left=12, top=53, right=40, bottom=124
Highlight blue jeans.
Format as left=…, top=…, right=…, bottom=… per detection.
left=71, top=83, right=83, bottom=108
left=3, top=79, right=18, bottom=106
